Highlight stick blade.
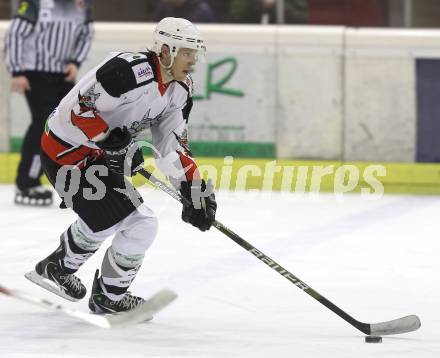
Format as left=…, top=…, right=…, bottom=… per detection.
left=0, top=283, right=177, bottom=329
left=370, top=315, right=421, bottom=336
left=0, top=284, right=112, bottom=328
left=104, top=288, right=178, bottom=328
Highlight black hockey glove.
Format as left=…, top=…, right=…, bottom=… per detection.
left=96, top=127, right=143, bottom=176
left=180, top=179, right=217, bottom=232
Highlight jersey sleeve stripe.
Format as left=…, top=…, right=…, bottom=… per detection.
left=41, top=130, right=101, bottom=167
left=177, top=151, right=200, bottom=181
left=71, top=110, right=109, bottom=140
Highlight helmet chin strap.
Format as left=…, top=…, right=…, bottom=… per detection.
left=158, top=51, right=176, bottom=81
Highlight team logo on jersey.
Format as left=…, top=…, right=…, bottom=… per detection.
left=128, top=107, right=166, bottom=136
left=173, top=129, right=192, bottom=156
left=78, top=86, right=100, bottom=112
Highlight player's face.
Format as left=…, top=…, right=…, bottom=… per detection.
left=171, top=48, right=198, bottom=81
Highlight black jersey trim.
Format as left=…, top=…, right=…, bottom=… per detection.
left=182, top=96, right=193, bottom=123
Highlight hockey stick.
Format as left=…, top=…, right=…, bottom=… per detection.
left=137, top=168, right=421, bottom=336
left=0, top=284, right=177, bottom=328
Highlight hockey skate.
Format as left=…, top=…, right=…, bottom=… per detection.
left=88, top=270, right=146, bottom=314
left=25, top=242, right=86, bottom=302
left=14, top=186, right=53, bottom=206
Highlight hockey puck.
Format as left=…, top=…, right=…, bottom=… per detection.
left=365, top=336, right=382, bottom=343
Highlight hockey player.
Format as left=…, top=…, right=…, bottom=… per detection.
left=25, top=17, right=217, bottom=314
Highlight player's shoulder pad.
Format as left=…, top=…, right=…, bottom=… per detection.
left=176, top=74, right=194, bottom=97
left=15, top=0, right=38, bottom=23
left=96, top=52, right=154, bottom=98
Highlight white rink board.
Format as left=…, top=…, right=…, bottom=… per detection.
left=344, top=55, right=416, bottom=162
left=0, top=184, right=438, bottom=357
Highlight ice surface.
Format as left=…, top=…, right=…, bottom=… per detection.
left=0, top=184, right=438, bottom=357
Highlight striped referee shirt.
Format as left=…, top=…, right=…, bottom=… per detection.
left=4, top=0, right=94, bottom=76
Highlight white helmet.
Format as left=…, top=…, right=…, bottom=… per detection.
left=152, top=17, right=206, bottom=68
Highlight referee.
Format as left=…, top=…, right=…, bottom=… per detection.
left=4, top=0, right=94, bottom=206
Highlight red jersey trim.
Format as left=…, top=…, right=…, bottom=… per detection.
left=71, top=110, right=109, bottom=140
left=177, top=150, right=200, bottom=181
left=41, top=131, right=103, bottom=167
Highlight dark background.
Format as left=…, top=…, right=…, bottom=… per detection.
left=1, top=0, right=440, bottom=27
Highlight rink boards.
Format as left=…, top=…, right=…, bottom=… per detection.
left=2, top=23, right=440, bottom=162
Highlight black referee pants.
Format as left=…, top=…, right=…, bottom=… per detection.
left=16, top=71, right=74, bottom=190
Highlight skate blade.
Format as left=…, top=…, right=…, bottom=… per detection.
left=24, top=270, right=80, bottom=302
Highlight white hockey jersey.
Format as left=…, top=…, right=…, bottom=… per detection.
left=41, top=51, right=199, bottom=184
